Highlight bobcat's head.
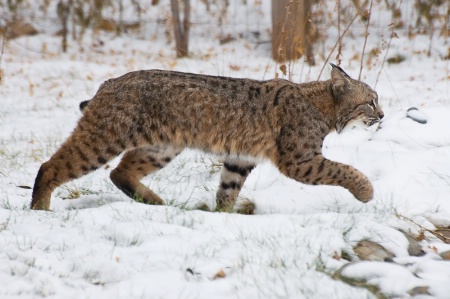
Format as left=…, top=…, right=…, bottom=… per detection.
left=330, top=63, right=384, bottom=133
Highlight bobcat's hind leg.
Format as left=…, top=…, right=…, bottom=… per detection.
left=110, top=145, right=182, bottom=205
left=31, top=130, right=127, bottom=210
left=216, top=158, right=255, bottom=214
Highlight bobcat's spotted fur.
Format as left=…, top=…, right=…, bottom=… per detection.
left=31, top=64, right=384, bottom=212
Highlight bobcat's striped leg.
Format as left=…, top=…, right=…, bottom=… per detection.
left=110, top=145, right=181, bottom=205
left=31, top=131, right=126, bottom=210
left=216, top=158, right=255, bottom=213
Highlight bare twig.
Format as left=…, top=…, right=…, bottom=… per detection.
left=335, top=0, right=342, bottom=66
left=375, top=0, right=403, bottom=88
left=317, top=13, right=358, bottom=80
left=358, top=0, right=373, bottom=80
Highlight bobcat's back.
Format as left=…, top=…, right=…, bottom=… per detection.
left=83, top=70, right=335, bottom=162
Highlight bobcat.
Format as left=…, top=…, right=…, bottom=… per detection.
left=31, top=64, right=384, bottom=213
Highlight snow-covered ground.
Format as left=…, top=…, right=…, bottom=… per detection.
left=1, top=1, right=449, bottom=298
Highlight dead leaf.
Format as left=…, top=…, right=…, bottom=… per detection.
left=213, top=269, right=226, bottom=280
left=332, top=251, right=341, bottom=260
left=279, top=64, right=287, bottom=76
left=229, top=64, right=240, bottom=71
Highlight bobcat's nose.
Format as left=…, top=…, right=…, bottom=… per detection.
left=378, top=110, right=384, bottom=120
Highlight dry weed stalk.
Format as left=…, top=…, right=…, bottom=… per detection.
left=317, top=13, right=358, bottom=80
left=375, top=0, right=403, bottom=88
left=358, top=0, right=373, bottom=80
left=336, top=0, right=342, bottom=66
left=397, top=214, right=450, bottom=244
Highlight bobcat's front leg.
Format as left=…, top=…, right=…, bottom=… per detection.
left=216, top=158, right=255, bottom=213
left=280, top=154, right=373, bottom=202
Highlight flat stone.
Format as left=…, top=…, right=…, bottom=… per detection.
left=407, top=286, right=430, bottom=296
left=406, top=107, right=427, bottom=124
left=439, top=250, right=450, bottom=260
left=353, top=240, right=395, bottom=261
left=400, top=231, right=425, bottom=256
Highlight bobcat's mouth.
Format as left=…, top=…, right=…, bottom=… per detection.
left=337, top=116, right=381, bottom=133
left=364, top=117, right=381, bottom=127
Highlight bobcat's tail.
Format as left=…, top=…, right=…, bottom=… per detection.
left=79, top=100, right=90, bottom=111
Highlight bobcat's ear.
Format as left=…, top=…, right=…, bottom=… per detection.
left=330, top=63, right=351, bottom=96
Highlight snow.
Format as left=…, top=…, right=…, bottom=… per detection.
left=1, top=0, right=450, bottom=298
left=339, top=261, right=427, bottom=296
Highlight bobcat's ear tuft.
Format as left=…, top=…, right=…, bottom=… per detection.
left=329, top=63, right=350, bottom=77
left=330, top=63, right=351, bottom=96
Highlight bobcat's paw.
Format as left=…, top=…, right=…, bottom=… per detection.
left=354, top=183, right=374, bottom=203
left=357, top=194, right=373, bottom=203
left=234, top=199, right=255, bottom=215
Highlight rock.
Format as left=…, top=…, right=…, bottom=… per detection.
left=353, top=240, right=394, bottom=261
left=333, top=262, right=383, bottom=297
left=335, top=261, right=428, bottom=299
left=406, top=107, right=427, bottom=124
left=400, top=231, right=425, bottom=256
left=439, top=250, right=450, bottom=260
left=407, top=286, right=430, bottom=296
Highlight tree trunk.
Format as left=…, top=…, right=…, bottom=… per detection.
left=170, top=0, right=190, bottom=58
left=271, top=0, right=314, bottom=64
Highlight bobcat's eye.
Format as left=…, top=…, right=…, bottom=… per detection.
left=368, top=99, right=376, bottom=110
